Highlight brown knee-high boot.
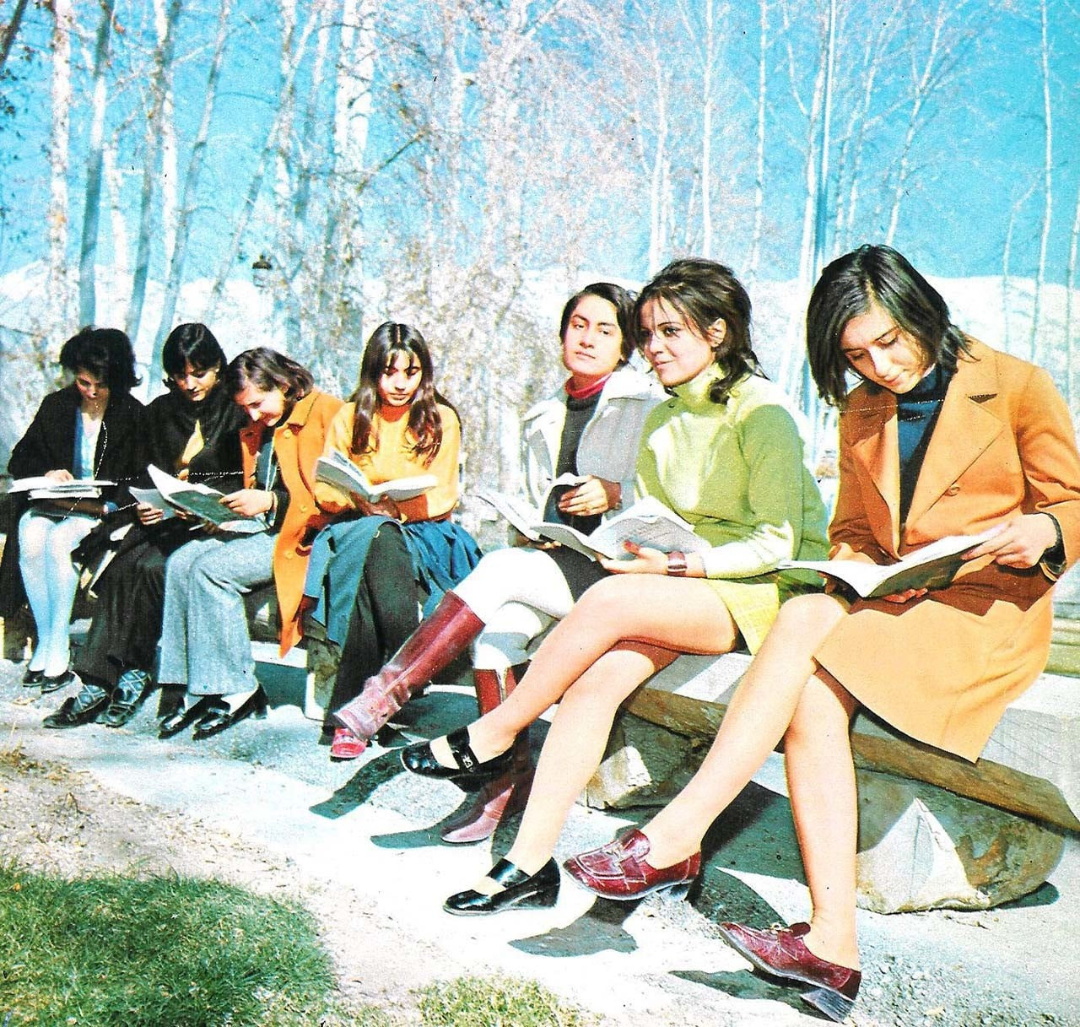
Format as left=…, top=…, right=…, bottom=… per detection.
left=333, top=592, right=483, bottom=746
left=440, top=664, right=533, bottom=844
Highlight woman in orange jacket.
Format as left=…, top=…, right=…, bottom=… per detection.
left=155, top=348, right=342, bottom=740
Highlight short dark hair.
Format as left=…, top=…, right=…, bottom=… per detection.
left=635, top=258, right=761, bottom=404
left=224, top=347, right=314, bottom=402
left=59, top=326, right=140, bottom=392
left=162, top=323, right=227, bottom=385
left=559, top=282, right=637, bottom=363
left=806, top=244, right=971, bottom=407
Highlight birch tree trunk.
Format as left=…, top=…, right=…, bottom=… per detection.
left=0, top=0, right=30, bottom=78
left=77, top=0, right=115, bottom=327
left=45, top=0, right=75, bottom=341
left=1030, top=0, right=1052, bottom=363
left=150, top=0, right=233, bottom=385
left=127, top=0, right=183, bottom=347
left=748, top=0, right=768, bottom=284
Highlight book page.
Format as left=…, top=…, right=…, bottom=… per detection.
left=475, top=487, right=544, bottom=542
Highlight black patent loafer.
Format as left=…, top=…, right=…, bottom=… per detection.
left=400, top=726, right=515, bottom=791
left=43, top=685, right=109, bottom=729
left=22, top=667, right=44, bottom=687
left=444, top=857, right=560, bottom=916
left=158, top=696, right=217, bottom=739
left=40, top=669, right=76, bottom=694
left=191, top=689, right=268, bottom=740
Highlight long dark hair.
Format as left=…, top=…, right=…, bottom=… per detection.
left=634, top=258, right=761, bottom=404
left=348, top=322, right=445, bottom=464
left=224, top=347, right=314, bottom=404
left=559, top=282, right=637, bottom=363
left=161, top=323, right=227, bottom=387
left=806, top=244, right=972, bottom=408
left=59, top=326, right=140, bottom=392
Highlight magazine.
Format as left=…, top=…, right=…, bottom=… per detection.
left=779, top=528, right=1001, bottom=599
left=145, top=465, right=268, bottom=534
left=476, top=490, right=708, bottom=562
left=315, top=450, right=438, bottom=503
left=8, top=476, right=114, bottom=500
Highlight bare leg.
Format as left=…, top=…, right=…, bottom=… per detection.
left=432, top=574, right=739, bottom=769
left=783, top=670, right=860, bottom=968
left=495, top=641, right=678, bottom=876
left=640, top=591, right=848, bottom=867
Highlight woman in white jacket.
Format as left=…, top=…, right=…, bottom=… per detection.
left=334, top=282, right=664, bottom=841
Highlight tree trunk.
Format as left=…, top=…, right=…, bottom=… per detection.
left=77, top=0, right=115, bottom=327
left=150, top=0, right=233, bottom=386
left=1030, top=0, right=1052, bottom=363
left=45, top=0, right=75, bottom=341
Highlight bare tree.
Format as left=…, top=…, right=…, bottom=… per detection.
left=1030, top=0, right=1053, bottom=362
left=77, top=0, right=117, bottom=326
left=45, top=0, right=75, bottom=340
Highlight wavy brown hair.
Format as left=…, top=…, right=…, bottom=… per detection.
left=348, top=322, right=447, bottom=465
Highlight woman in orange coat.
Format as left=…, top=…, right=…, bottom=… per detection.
left=155, top=348, right=341, bottom=739
left=486, top=246, right=1080, bottom=1022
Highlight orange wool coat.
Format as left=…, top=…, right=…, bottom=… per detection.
left=239, top=389, right=343, bottom=654
left=813, top=339, right=1080, bottom=761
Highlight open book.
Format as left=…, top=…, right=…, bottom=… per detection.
left=8, top=476, right=114, bottom=500
left=315, top=450, right=438, bottom=503
left=476, top=490, right=709, bottom=562
left=779, top=528, right=1001, bottom=599
left=141, top=465, right=268, bottom=534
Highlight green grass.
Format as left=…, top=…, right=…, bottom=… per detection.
left=0, top=864, right=598, bottom=1027
left=415, top=976, right=597, bottom=1027
left=0, top=864, right=347, bottom=1027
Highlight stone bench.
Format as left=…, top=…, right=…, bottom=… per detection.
left=585, top=648, right=1079, bottom=914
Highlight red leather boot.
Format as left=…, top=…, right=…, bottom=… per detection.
left=332, top=592, right=483, bottom=747
left=440, top=665, right=534, bottom=844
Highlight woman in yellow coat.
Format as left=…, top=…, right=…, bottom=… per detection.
left=476, top=246, right=1080, bottom=1022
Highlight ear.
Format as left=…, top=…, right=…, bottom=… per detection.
left=707, top=318, right=728, bottom=350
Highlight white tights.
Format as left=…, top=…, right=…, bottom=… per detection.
left=18, top=509, right=98, bottom=676
left=453, top=547, right=577, bottom=675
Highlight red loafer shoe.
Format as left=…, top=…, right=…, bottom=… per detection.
left=330, top=727, right=367, bottom=761
left=717, top=921, right=861, bottom=1022
left=562, top=829, right=700, bottom=901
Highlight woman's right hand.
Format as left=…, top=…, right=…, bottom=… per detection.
left=136, top=502, right=165, bottom=525
left=45, top=469, right=74, bottom=483
left=878, top=587, right=928, bottom=604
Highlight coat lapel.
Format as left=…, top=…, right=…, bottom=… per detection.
left=847, top=389, right=901, bottom=555
left=904, top=342, right=1003, bottom=535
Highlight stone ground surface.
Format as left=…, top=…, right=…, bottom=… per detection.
left=1, top=648, right=1078, bottom=1027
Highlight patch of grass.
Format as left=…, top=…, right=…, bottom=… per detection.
left=0, top=863, right=351, bottom=1026
left=0, top=743, right=48, bottom=775
left=416, top=976, right=597, bottom=1027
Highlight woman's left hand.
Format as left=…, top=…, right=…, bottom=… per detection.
left=557, top=477, right=620, bottom=518
left=221, top=488, right=273, bottom=518
left=962, top=513, right=1058, bottom=569
left=600, top=540, right=669, bottom=575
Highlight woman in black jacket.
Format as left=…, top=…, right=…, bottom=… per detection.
left=7, top=326, right=144, bottom=691
left=46, top=324, right=245, bottom=729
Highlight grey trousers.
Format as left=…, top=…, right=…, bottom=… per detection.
left=157, top=531, right=275, bottom=696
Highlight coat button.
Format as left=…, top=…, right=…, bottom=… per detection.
left=945, top=483, right=960, bottom=495
left=300, top=504, right=309, bottom=513
left=284, top=550, right=294, bottom=559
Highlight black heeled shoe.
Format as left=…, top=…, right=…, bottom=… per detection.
left=22, top=667, right=44, bottom=687
left=444, top=857, right=560, bottom=916
left=158, top=696, right=217, bottom=739
left=191, top=688, right=268, bottom=740
left=43, top=684, right=109, bottom=729
left=400, top=726, right=515, bottom=792
left=40, top=669, right=76, bottom=694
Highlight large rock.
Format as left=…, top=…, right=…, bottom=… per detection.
left=586, top=711, right=1065, bottom=913
left=855, top=770, right=1065, bottom=913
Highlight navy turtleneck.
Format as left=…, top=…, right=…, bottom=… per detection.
left=897, top=363, right=952, bottom=523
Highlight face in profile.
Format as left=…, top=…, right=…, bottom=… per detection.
left=638, top=299, right=722, bottom=388
left=234, top=383, right=288, bottom=426
left=561, top=294, right=624, bottom=385
left=172, top=362, right=221, bottom=403
left=378, top=350, right=424, bottom=408
left=840, top=302, right=931, bottom=394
